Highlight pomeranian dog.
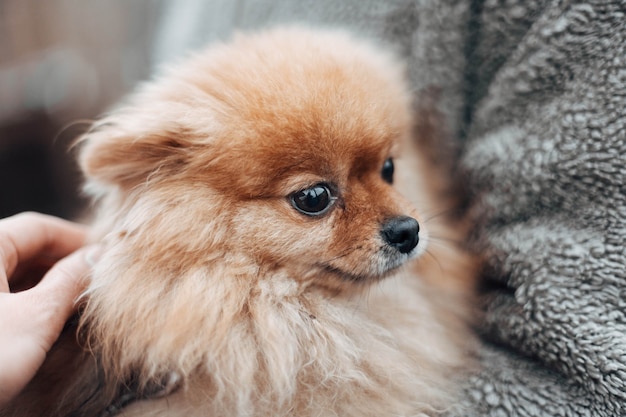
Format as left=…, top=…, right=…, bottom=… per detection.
left=3, top=27, right=477, bottom=417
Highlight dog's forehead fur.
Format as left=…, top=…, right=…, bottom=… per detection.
left=155, top=28, right=411, bottom=196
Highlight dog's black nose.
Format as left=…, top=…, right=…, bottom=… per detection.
left=381, top=216, right=419, bottom=254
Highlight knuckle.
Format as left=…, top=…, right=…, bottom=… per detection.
left=50, top=258, right=84, bottom=287
left=13, top=211, right=41, bottom=223
left=0, top=229, right=17, bottom=272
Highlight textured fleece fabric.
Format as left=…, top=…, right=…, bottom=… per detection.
left=152, top=1, right=626, bottom=415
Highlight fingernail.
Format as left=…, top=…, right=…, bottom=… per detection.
left=84, top=244, right=104, bottom=267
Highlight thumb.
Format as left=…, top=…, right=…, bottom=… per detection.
left=29, top=244, right=101, bottom=344
left=0, top=245, right=101, bottom=405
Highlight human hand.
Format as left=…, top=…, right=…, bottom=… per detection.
left=0, top=212, right=93, bottom=405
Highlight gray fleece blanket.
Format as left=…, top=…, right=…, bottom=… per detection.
left=152, top=1, right=626, bottom=415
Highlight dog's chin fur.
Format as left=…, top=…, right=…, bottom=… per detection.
left=2, top=28, right=478, bottom=417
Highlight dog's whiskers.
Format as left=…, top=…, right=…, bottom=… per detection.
left=421, top=207, right=463, bottom=224
left=424, top=248, right=444, bottom=275
left=319, top=245, right=362, bottom=265
left=428, top=235, right=464, bottom=246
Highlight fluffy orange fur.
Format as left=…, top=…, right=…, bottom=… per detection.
left=3, top=27, right=478, bottom=417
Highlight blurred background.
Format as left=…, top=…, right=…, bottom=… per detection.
left=0, top=1, right=162, bottom=219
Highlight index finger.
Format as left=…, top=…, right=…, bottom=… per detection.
left=0, top=212, right=87, bottom=292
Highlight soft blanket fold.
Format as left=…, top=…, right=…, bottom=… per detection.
left=456, top=1, right=626, bottom=415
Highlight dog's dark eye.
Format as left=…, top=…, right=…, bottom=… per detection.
left=381, top=158, right=394, bottom=184
left=290, top=184, right=335, bottom=216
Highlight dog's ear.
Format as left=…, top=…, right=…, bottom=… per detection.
left=77, top=106, right=197, bottom=190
